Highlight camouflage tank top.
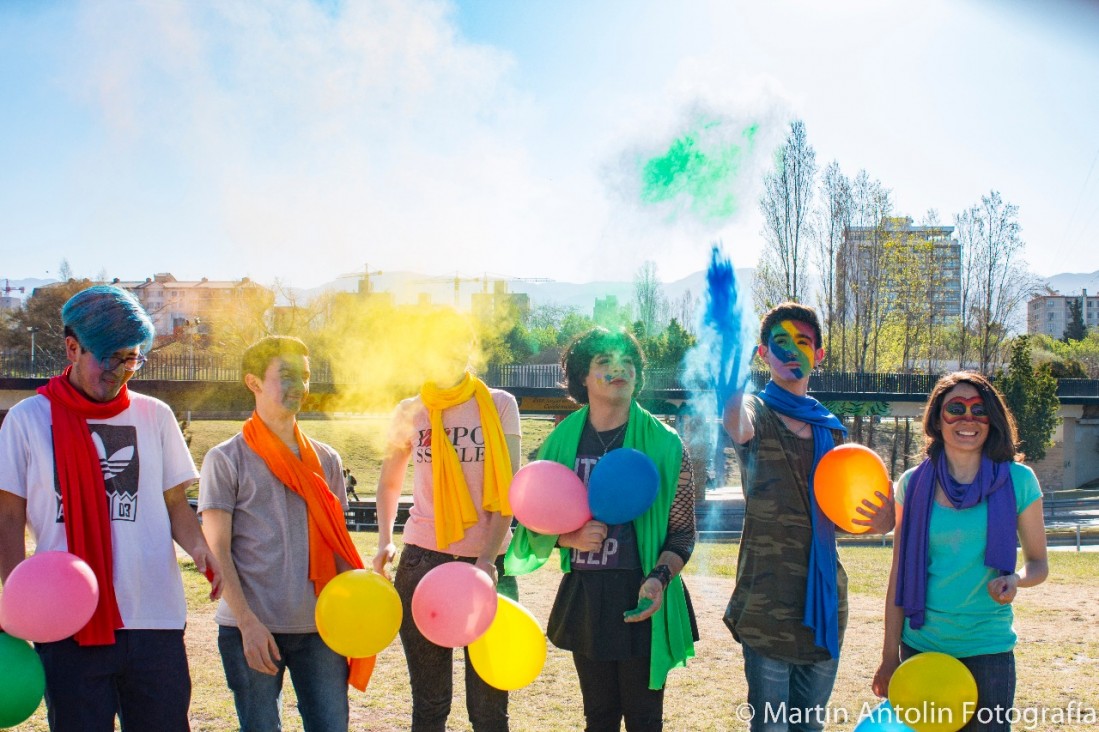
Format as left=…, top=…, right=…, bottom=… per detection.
left=723, top=394, right=848, bottom=663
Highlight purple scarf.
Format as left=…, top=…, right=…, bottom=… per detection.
left=896, top=453, right=1017, bottom=628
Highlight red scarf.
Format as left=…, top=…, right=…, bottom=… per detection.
left=241, top=412, right=375, bottom=690
left=37, top=366, right=128, bottom=646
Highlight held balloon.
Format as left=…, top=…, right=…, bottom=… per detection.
left=587, top=448, right=659, bottom=525
left=0, top=551, right=99, bottom=643
left=814, top=444, right=891, bottom=533
left=315, top=570, right=402, bottom=658
left=468, top=595, right=546, bottom=691
left=509, top=460, right=591, bottom=535
left=888, top=652, right=977, bottom=732
left=854, top=700, right=916, bottom=731
left=412, top=562, right=498, bottom=648
left=0, top=632, right=45, bottom=728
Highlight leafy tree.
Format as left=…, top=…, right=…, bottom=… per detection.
left=993, top=336, right=1059, bottom=462
left=1064, top=298, right=1086, bottom=342
left=0, top=279, right=95, bottom=365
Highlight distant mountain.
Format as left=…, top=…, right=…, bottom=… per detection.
left=291, top=268, right=758, bottom=318
left=1043, top=270, right=1099, bottom=295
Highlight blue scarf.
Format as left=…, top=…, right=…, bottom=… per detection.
left=758, top=380, right=847, bottom=659
left=896, top=453, right=1016, bottom=629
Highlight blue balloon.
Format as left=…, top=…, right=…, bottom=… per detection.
left=587, top=448, right=660, bottom=525
left=854, top=700, right=915, bottom=732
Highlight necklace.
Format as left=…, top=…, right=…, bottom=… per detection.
left=592, top=420, right=627, bottom=455
left=786, top=418, right=811, bottom=438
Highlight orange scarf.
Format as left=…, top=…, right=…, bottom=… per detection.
left=420, top=373, right=513, bottom=549
left=37, top=366, right=127, bottom=646
left=241, top=412, right=375, bottom=691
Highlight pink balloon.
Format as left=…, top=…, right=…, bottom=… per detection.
left=412, top=562, right=497, bottom=648
left=509, top=460, right=591, bottom=535
left=0, top=551, right=99, bottom=643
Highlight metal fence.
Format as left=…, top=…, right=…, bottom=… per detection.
left=4, top=351, right=1099, bottom=397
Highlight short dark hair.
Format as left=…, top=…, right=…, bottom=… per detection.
left=759, top=302, right=822, bottom=349
left=241, top=336, right=309, bottom=382
left=561, top=327, right=646, bottom=404
left=922, top=371, right=1020, bottom=462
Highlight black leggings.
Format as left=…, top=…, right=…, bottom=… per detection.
left=572, top=652, right=664, bottom=732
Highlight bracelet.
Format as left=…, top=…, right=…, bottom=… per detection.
left=646, top=564, right=672, bottom=590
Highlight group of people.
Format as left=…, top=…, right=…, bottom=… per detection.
left=0, top=286, right=1047, bottom=732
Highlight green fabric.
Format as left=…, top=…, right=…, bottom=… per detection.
left=895, top=462, right=1042, bottom=657
left=504, top=401, right=695, bottom=689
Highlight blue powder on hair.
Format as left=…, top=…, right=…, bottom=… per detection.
left=61, top=286, right=156, bottom=361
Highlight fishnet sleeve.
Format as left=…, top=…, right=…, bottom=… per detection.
left=661, top=448, right=697, bottom=564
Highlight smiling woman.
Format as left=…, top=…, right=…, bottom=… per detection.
left=874, top=371, right=1050, bottom=732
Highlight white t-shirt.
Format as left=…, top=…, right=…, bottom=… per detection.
left=0, top=392, right=199, bottom=629
left=391, top=389, right=520, bottom=557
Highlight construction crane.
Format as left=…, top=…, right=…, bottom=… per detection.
left=337, top=264, right=383, bottom=295
left=2, top=279, right=26, bottom=300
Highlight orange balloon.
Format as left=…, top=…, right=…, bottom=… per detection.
left=814, top=444, right=890, bottom=533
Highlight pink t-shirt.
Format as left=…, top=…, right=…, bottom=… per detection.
left=391, top=388, right=520, bottom=557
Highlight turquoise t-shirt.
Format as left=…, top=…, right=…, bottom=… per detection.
left=895, top=462, right=1042, bottom=657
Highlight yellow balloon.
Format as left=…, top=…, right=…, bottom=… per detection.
left=468, top=595, right=547, bottom=691
left=315, top=570, right=402, bottom=658
left=888, top=652, right=978, bottom=732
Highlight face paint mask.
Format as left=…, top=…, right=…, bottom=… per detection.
left=942, top=396, right=988, bottom=424
left=766, top=320, right=817, bottom=378
left=590, top=352, right=636, bottom=385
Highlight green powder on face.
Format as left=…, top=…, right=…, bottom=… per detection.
left=639, top=121, right=759, bottom=222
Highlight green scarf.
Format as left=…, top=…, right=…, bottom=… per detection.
left=504, top=401, right=695, bottom=689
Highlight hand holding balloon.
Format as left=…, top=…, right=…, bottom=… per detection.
left=850, top=490, right=896, bottom=534
left=559, top=520, right=608, bottom=552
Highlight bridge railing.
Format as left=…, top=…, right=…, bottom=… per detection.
left=4, top=351, right=1099, bottom=398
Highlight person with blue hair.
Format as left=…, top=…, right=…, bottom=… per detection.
left=0, top=284, right=222, bottom=731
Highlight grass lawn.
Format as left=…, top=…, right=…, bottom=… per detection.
left=16, top=542, right=1099, bottom=731
left=16, top=417, right=1096, bottom=730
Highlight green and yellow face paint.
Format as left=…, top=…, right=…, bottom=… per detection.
left=765, top=320, right=817, bottom=379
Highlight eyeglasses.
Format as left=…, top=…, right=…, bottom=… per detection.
left=100, top=354, right=148, bottom=373
left=942, top=397, right=988, bottom=423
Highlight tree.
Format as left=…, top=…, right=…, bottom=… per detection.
left=994, top=336, right=1059, bottom=462
left=1064, top=298, right=1087, bottom=342
left=633, top=261, right=667, bottom=337
left=756, top=120, right=817, bottom=309
left=814, top=161, right=850, bottom=369
left=839, top=171, right=893, bottom=372
left=955, top=191, right=1039, bottom=373
left=0, top=280, right=95, bottom=365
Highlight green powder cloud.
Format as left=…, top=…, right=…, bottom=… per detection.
left=638, top=121, right=760, bottom=223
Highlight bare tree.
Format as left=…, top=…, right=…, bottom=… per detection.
left=633, top=261, right=667, bottom=336
left=839, top=171, right=893, bottom=372
left=955, top=191, right=1040, bottom=372
left=757, top=119, right=817, bottom=306
left=814, top=161, right=850, bottom=369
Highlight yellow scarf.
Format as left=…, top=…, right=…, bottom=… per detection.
left=420, top=373, right=513, bottom=549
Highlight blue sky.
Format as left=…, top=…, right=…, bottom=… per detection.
left=2, top=0, right=1097, bottom=289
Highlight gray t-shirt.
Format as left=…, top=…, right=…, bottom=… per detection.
left=198, top=432, right=348, bottom=633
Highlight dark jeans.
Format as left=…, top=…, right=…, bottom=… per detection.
left=741, top=643, right=839, bottom=732
left=394, top=544, right=518, bottom=732
left=572, top=652, right=664, bottom=732
left=901, top=643, right=1016, bottom=732
left=218, top=626, right=349, bottom=732
left=35, top=629, right=191, bottom=732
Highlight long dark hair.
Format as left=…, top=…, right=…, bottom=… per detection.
left=922, top=371, right=1020, bottom=462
